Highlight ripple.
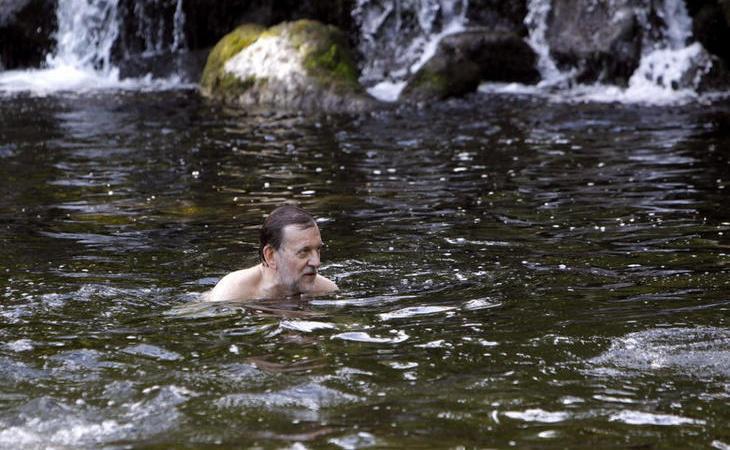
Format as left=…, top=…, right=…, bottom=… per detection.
left=378, top=306, right=456, bottom=321
left=590, top=327, right=730, bottom=378
left=280, top=320, right=337, bottom=332
left=504, top=409, right=570, bottom=423
left=462, top=298, right=501, bottom=311
left=217, top=382, right=358, bottom=412
left=3, top=339, right=34, bottom=352
left=608, top=410, right=705, bottom=426
left=331, top=331, right=409, bottom=344
left=122, top=344, right=182, bottom=361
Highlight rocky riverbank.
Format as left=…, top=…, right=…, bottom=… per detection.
left=1, top=0, right=728, bottom=108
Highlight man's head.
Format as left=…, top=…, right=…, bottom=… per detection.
left=259, top=205, right=323, bottom=293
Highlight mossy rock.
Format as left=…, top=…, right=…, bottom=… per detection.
left=200, top=19, right=375, bottom=112
left=200, top=23, right=266, bottom=98
left=401, top=29, right=539, bottom=102
left=401, top=57, right=481, bottom=102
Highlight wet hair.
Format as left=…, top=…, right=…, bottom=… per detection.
left=259, top=205, right=316, bottom=265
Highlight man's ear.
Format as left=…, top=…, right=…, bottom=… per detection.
left=263, top=244, right=276, bottom=269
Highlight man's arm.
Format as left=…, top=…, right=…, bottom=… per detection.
left=312, top=275, right=338, bottom=294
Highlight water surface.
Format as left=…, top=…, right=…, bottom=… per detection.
left=1, top=90, right=729, bottom=448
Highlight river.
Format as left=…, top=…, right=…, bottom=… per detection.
left=1, top=88, right=729, bottom=448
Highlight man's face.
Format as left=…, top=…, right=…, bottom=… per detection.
left=273, top=223, right=323, bottom=293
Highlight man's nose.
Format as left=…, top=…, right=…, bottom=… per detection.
left=308, top=251, right=320, bottom=268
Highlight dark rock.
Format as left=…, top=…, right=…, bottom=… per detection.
left=440, top=29, right=540, bottom=83
left=466, top=0, right=529, bottom=36
left=200, top=20, right=376, bottom=113
left=690, top=1, right=730, bottom=66
left=117, top=49, right=210, bottom=82
left=0, top=0, right=57, bottom=69
left=546, top=0, right=643, bottom=85
left=400, top=45, right=482, bottom=102
left=698, top=56, right=730, bottom=91
left=401, top=29, right=539, bottom=102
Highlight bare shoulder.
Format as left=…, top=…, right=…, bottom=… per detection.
left=312, top=274, right=338, bottom=294
left=208, top=266, right=261, bottom=302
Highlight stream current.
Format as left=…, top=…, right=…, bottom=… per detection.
left=1, top=90, right=729, bottom=448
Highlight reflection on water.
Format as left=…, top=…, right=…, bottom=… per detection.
left=0, top=90, right=729, bottom=448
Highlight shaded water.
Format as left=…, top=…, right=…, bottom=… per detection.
left=1, top=90, right=730, bottom=448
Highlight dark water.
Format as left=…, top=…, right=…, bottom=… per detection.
left=1, top=90, right=729, bottom=449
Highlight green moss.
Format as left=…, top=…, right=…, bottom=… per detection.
left=284, top=20, right=361, bottom=91
left=200, top=24, right=265, bottom=95
left=405, top=70, right=450, bottom=99
left=200, top=19, right=368, bottom=109
left=217, top=73, right=257, bottom=99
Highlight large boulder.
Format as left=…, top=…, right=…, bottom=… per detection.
left=466, top=0, right=529, bottom=36
left=200, top=20, right=375, bottom=112
left=0, top=0, right=57, bottom=69
left=686, top=0, right=730, bottom=68
left=546, top=0, right=643, bottom=85
left=401, top=29, right=539, bottom=102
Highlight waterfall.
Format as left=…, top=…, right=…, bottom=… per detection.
left=0, top=0, right=188, bottom=94
left=354, top=0, right=469, bottom=101
left=622, top=0, right=713, bottom=102
left=46, top=0, right=121, bottom=75
left=126, top=0, right=187, bottom=56
left=517, top=0, right=715, bottom=104
left=523, top=0, right=563, bottom=86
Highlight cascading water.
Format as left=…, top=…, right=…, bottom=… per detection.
left=501, top=0, right=716, bottom=104
left=619, top=0, right=713, bottom=103
left=523, top=0, right=564, bottom=86
left=47, top=0, right=120, bottom=75
left=354, top=0, right=469, bottom=101
left=0, top=0, right=188, bottom=94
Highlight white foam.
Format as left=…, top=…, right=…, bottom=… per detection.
left=609, top=410, right=705, bottom=426
left=367, top=80, right=407, bottom=102
left=0, top=419, right=130, bottom=448
left=463, top=298, right=501, bottom=311
left=4, top=339, right=34, bottom=352
left=0, top=66, right=188, bottom=96
left=504, top=408, right=570, bottom=423
left=331, top=330, right=409, bottom=344
left=379, top=305, right=456, bottom=321
left=280, top=320, right=337, bottom=333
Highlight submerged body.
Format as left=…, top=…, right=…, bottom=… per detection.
left=209, top=206, right=337, bottom=302
left=209, top=263, right=337, bottom=302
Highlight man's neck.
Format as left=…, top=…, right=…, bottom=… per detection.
left=258, top=263, right=298, bottom=298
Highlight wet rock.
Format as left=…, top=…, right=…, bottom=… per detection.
left=401, top=29, right=539, bottom=102
left=0, top=0, right=57, bottom=69
left=687, top=0, right=730, bottom=69
left=466, top=0, right=529, bottom=36
left=546, top=0, right=643, bottom=85
left=200, top=20, right=375, bottom=113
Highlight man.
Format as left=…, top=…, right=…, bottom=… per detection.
left=208, top=205, right=338, bottom=301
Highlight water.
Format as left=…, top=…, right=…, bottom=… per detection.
left=1, top=89, right=729, bottom=448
